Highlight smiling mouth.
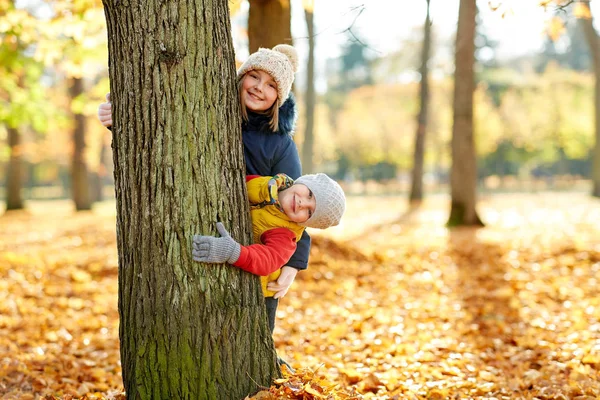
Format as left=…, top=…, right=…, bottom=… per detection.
left=249, top=92, right=262, bottom=101
left=292, top=194, right=296, bottom=213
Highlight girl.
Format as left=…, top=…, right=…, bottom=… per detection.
left=98, top=44, right=310, bottom=368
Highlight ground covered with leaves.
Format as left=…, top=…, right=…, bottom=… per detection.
left=1, top=193, right=599, bottom=399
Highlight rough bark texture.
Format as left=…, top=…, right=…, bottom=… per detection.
left=248, top=0, right=292, bottom=53
left=409, top=0, right=431, bottom=204
left=448, top=0, right=483, bottom=226
left=301, top=7, right=315, bottom=175
left=102, top=0, right=279, bottom=398
left=581, top=1, right=600, bottom=198
left=70, top=77, right=92, bottom=211
left=6, top=126, right=23, bottom=211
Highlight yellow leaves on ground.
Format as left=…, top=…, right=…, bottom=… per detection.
left=248, top=367, right=360, bottom=399
left=1, top=193, right=600, bottom=399
left=270, top=192, right=600, bottom=399
left=0, top=206, right=121, bottom=399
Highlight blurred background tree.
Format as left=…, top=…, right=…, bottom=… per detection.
left=248, top=0, right=292, bottom=52
left=408, top=0, right=432, bottom=204
left=301, top=0, right=316, bottom=174
left=1, top=0, right=56, bottom=210
left=1, top=0, right=108, bottom=211
left=448, top=0, right=483, bottom=226
left=578, top=0, right=600, bottom=197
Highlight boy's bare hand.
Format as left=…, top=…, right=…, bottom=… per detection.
left=267, top=266, right=298, bottom=299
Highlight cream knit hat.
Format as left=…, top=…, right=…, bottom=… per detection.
left=237, top=44, right=299, bottom=107
left=295, top=173, right=346, bottom=230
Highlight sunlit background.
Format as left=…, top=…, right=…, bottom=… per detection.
left=2, top=0, right=599, bottom=206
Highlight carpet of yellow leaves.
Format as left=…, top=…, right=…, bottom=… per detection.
left=1, top=192, right=599, bottom=399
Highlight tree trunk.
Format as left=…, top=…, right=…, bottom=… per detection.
left=301, top=5, right=315, bottom=174
left=70, top=77, right=92, bottom=211
left=102, top=0, right=279, bottom=398
left=90, top=135, right=109, bottom=203
left=5, top=126, right=24, bottom=211
left=6, top=53, right=24, bottom=212
left=581, top=1, right=600, bottom=198
left=409, top=0, right=432, bottom=204
left=447, top=0, right=484, bottom=226
left=89, top=173, right=103, bottom=204
left=248, top=0, right=292, bottom=53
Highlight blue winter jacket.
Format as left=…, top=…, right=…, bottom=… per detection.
left=242, top=93, right=311, bottom=270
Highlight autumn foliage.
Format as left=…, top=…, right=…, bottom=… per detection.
left=1, top=194, right=600, bottom=399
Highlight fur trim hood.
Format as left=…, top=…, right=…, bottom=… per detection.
left=243, top=93, right=297, bottom=136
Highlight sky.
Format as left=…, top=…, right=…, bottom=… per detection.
left=292, top=0, right=600, bottom=57
left=304, top=1, right=546, bottom=55
left=231, top=0, right=600, bottom=92
left=22, top=0, right=599, bottom=91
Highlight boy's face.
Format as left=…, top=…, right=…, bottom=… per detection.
left=241, top=70, right=278, bottom=112
left=278, top=183, right=316, bottom=223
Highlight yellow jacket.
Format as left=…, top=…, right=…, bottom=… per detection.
left=246, top=175, right=304, bottom=296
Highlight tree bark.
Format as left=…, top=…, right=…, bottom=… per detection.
left=248, top=0, right=292, bottom=53
left=102, top=0, right=279, bottom=398
left=447, top=0, right=484, bottom=226
left=70, top=77, right=92, bottom=211
left=581, top=1, right=600, bottom=198
left=5, top=126, right=23, bottom=211
left=409, top=0, right=432, bottom=204
left=301, top=6, right=315, bottom=174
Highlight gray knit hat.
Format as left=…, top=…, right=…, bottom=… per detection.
left=237, top=44, right=299, bottom=107
left=295, top=173, right=346, bottom=229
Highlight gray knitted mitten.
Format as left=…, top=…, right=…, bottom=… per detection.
left=192, top=222, right=241, bottom=264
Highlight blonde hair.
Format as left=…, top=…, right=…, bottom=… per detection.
left=238, top=74, right=280, bottom=132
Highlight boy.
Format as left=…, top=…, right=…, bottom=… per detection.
left=192, top=173, right=345, bottom=330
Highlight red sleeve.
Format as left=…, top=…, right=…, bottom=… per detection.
left=246, top=175, right=260, bottom=182
left=233, top=228, right=297, bottom=276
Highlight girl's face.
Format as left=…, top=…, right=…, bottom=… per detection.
left=241, top=70, right=278, bottom=112
left=278, top=183, right=316, bottom=223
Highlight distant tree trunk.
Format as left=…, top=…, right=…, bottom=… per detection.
left=89, top=173, right=102, bottom=204
left=248, top=0, right=292, bottom=53
left=70, top=77, right=92, bottom=211
left=90, top=138, right=108, bottom=203
left=581, top=1, right=600, bottom=198
left=409, top=0, right=432, bottom=204
left=6, top=65, right=25, bottom=212
left=447, top=0, right=484, bottom=226
left=301, top=4, right=316, bottom=174
left=6, top=126, right=23, bottom=210
left=102, top=0, right=279, bottom=398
